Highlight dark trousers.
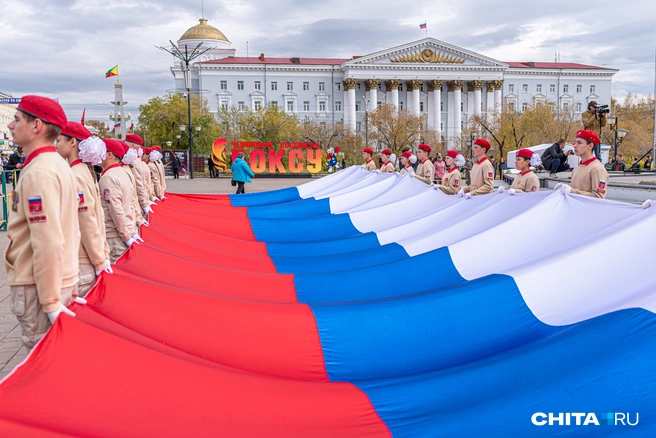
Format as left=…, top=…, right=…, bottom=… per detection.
left=173, top=168, right=179, bottom=179
left=594, top=144, right=602, bottom=161
left=550, top=160, right=570, bottom=174
left=236, top=181, right=245, bottom=194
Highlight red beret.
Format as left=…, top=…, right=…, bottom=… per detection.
left=576, top=130, right=600, bottom=146
left=152, top=145, right=162, bottom=151
left=143, top=147, right=153, bottom=154
left=474, top=138, right=491, bottom=150
left=516, top=149, right=533, bottom=159
left=401, top=151, right=412, bottom=158
left=17, top=95, right=67, bottom=130
left=102, top=138, right=125, bottom=159
left=125, top=134, right=143, bottom=146
left=61, top=121, right=92, bottom=141
left=446, top=150, right=459, bottom=158
left=363, top=147, right=374, bottom=154
left=381, top=149, right=392, bottom=155
left=418, top=144, right=431, bottom=153
left=120, top=141, right=131, bottom=156
left=335, top=147, right=341, bottom=153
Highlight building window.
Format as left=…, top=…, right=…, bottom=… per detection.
left=509, top=102, right=516, bottom=112
left=440, top=122, right=444, bottom=131
left=420, top=101, right=424, bottom=112
left=549, top=84, right=555, bottom=93
left=377, top=84, right=382, bottom=91
left=356, top=83, right=361, bottom=91
left=522, top=84, right=528, bottom=93
left=508, top=84, right=514, bottom=92
left=335, top=101, right=342, bottom=111
left=287, top=101, right=294, bottom=112
left=319, top=101, right=326, bottom=112
left=237, top=81, right=244, bottom=90
left=563, top=84, right=569, bottom=93
left=377, top=101, right=382, bottom=107
left=460, top=102, right=464, bottom=111
left=287, top=82, right=293, bottom=91
left=356, top=122, right=362, bottom=131
left=237, top=101, right=245, bottom=111
left=577, top=85, right=582, bottom=93
left=440, top=101, right=444, bottom=111
left=220, top=80, right=227, bottom=90
left=590, top=85, right=596, bottom=93
left=536, top=84, right=542, bottom=93
left=563, top=102, right=569, bottom=110
left=220, top=100, right=229, bottom=110
left=335, top=82, right=341, bottom=92
left=303, top=82, right=309, bottom=91
left=420, top=84, right=424, bottom=92
left=271, top=82, right=277, bottom=91
left=254, top=81, right=261, bottom=90
left=522, top=102, right=528, bottom=112
left=355, top=101, right=362, bottom=111
left=254, top=100, right=262, bottom=110
left=399, top=102, right=404, bottom=110
left=319, top=82, right=325, bottom=91
left=303, top=101, right=310, bottom=111
left=271, top=100, right=278, bottom=108
left=399, top=84, right=404, bottom=92
left=576, top=103, right=582, bottom=112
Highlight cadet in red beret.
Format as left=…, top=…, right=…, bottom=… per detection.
left=57, top=122, right=111, bottom=296
left=437, top=150, right=463, bottom=195
left=125, top=134, right=154, bottom=215
left=150, top=145, right=167, bottom=195
left=99, top=139, right=139, bottom=262
left=362, top=147, right=376, bottom=172
left=555, top=130, right=608, bottom=198
left=119, top=142, right=145, bottom=230
left=380, top=149, right=395, bottom=173
left=398, top=151, right=414, bottom=175
left=5, top=96, right=83, bottom=349
left=461, top=138, right=495, bottom=197
left=414, top=144, right=435, bottom=185
left=508, top=149, right=540, bottom=193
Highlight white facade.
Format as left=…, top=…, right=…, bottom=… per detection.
left=0, top=92, right=18, bottom=147
left=170, top=29, right=618, bottom=146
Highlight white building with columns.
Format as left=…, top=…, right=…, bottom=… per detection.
left=171, top=18, right=618, bottom=146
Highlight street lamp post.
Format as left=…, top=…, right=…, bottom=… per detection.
left=158, top=40, right=213, bottom=179
left=607, top=115, right=628, bottom=161
left=179, top=123, right=202, bottom=176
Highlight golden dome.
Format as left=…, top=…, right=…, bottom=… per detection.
left=179, top=18, right=229, bottom=42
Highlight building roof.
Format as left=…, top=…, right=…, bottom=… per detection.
left=505, top=62, right=615, bottom=70
left=180, top=18, right=229, bottom=42
left=202, top=57, right=350, bottom=65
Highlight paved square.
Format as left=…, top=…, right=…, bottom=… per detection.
left=0, top=177, right=310, bottom=379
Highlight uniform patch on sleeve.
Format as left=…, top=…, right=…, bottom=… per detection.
left=531, top=186, right=537, bottom=192
left=28, top=196, right=42, bottom=214
left=103, top=189, right=111, bottom=203
left=28, top=215, right=47, bottom=223
left=78, top=206, right=88, bottom=212
left=453, top=179, right=459, bottom=187
left=78, top=192, right=85, bottom=204
left=487, top=171, right=494, bottom=180
left=597, top=180, right=607, bottom=194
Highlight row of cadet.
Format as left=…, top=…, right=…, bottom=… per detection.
left=361, top=130, right=609, bottom=199
left=4, top=95, right=168, bottom=352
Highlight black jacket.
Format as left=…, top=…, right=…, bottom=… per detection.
left=171, top=156, right=180, bottom=169
left=541, top=143, right=566, bottom=170
left=6, top=153, right=22, bottom=171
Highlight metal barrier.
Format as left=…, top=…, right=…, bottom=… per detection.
left=0, top=170, right=18, bottom=231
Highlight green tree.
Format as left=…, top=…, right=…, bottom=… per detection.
left=367, top=104, right=425, bottom=154
left=239, top=103, right=300, bottom=144
left=137, top=93, right=219, bottom=155
left=610, top=93, right=655, bottom=163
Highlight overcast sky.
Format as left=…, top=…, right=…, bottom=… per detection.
left=1, top=0, right=654, bottom=123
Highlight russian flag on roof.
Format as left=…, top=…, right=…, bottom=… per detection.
left=0, top=166, right=654, bottom=437
left=419, top=23, right=427, bottom=29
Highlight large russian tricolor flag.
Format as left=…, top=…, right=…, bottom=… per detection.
left=0, top=167, right=654, bottom=436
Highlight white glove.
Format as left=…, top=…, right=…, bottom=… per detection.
left=47, top=303, right=76, bottom=324
left=553, top=183, right=563, bottom=191
left=151, top=197, right=158, bottom=203
left=373, top=169, right=381, bottom=174
left=464, top=192, right=472, bottom=200
left=74, top=297, right=87, bottom=305
left=497, top=186, right=506, bottom=193
left=142, top=219, right=149, bottom=227
left=432, top=184, right=442, bottom=190
left=457, top=188, right=465, bottom=198
left=409, top=170, right=416, bottom=177
left=148, top=201, right=156, bottom=207
left=133, top=234, right=144, bottom=243
left=125, top=237, right=138, bottom=247
left=641, top=200, right=651, bottom=209
left=560, top=184, right=572, bottom=194
left=508, top=188, right=516, bottom=195
left=95, top=259, right=113, bottom=276
left=143, top=206, right=154, bottom=215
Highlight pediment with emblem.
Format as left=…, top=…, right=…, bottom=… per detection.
left=344, top=38, right=508, bottom=68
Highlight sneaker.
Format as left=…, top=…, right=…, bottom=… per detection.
left=549, top=173, right=558, bottom=177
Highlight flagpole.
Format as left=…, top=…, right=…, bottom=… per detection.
left=425, top=20, right=428, bottom=38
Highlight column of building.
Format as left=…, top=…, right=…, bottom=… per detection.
left=492, top=80, right=503, bottom=109
left=427, top=80, right=443, bottom=135
left=406, top=80, right=422, bottom=115
left=468, top=80, right=483, bottom=117
left=343, top=78, right=358, bottom=130
left=365, top=79, right=379, bottom=111
left=385, top=80, right=400, bottom=108
left=486, top=81, right=496, bottom=112
left=447, top=80, right=463, bottom=145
